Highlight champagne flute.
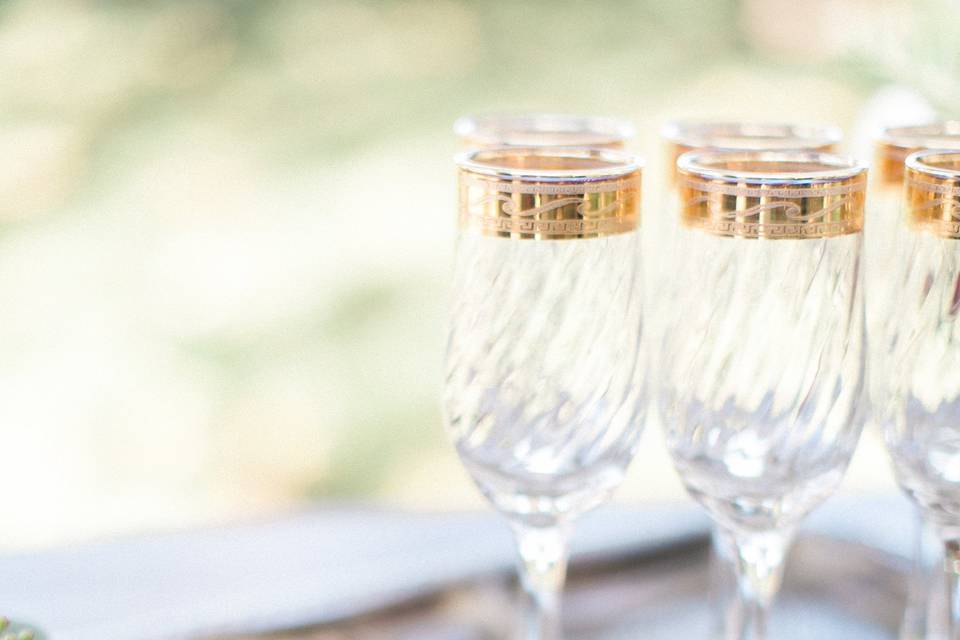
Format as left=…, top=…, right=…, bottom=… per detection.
left=454, top=113, right=635, bottom=149
left=881, top=150, right=960, bottom=640
left=871, top=124, right=960, bottom=640
left=657, top=122, right=842, bottom=631
left=661, top=150, right=868, bottom=640
left=444, top=146, right=645, bottom=640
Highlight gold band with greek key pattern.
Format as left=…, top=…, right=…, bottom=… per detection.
left=677, top=151, right=866, bottom=240
left=905, top=150, right=960, bottom=239
left=457, top=147, right=641, bottom=240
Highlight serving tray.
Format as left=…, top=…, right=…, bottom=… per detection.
left=217, top=534, right=907, bottom=640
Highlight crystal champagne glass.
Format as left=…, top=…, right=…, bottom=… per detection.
left=660, top=150, right=868, bottom=640
left=444, top=146, right=646, bottom=639
left=871, top=124, right=960, bottom=640
left=656, top=124, right=843, bottom=620
left=881, top=150, right=960, bottom=640
left=454, top=113, right=635, bottom=149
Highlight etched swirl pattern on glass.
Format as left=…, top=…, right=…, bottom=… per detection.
left=660, top=231, right=866, bottom=531
left=444, top=232, right=646, bottom=526
left=883, top=232, right=960, bottom=525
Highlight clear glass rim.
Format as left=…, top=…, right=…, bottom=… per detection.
left=878, top=121, right=960, bottom=149
left=456, top=146, right=643, bottom=182
left=453, top=113, right=636, bottom=146
left=906, top=149, right=960, bottom=179
left=662, top=120, right=842, bottom=150
left=677, top=150, right=866, bottom=184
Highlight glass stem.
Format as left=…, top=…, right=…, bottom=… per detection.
left=711, top=528, right=737, bottom=637
left=942, top=534, right=960, bottom=640
left=900, top=510, right=930, bottom=640
left=511, top=521, right=571, bottom=640
left=719, top=526, right=793, bottom=640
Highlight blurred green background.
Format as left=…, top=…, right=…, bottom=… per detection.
left=0, top=0, right=957, bottom=549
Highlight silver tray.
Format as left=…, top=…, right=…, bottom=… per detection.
left=218, top=534, right=908, bottom=640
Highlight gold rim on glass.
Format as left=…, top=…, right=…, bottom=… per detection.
left=677, top=150, right=866, bottom=240
left=904, top=150, right=960, bottom=239
left=454, top=113, right=636, bottom=149
left=875, top=122, right=960, bottom=188
left=456, top=146, right=642, bottom=240
left=662, top=121, right=842, bottom=184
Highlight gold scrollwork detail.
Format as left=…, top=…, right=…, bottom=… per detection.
left=679, top=175, right=865, bottom=239
left=906, top=175, right=960, bottom=239
left=458, top=175, right=640, bottom=240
